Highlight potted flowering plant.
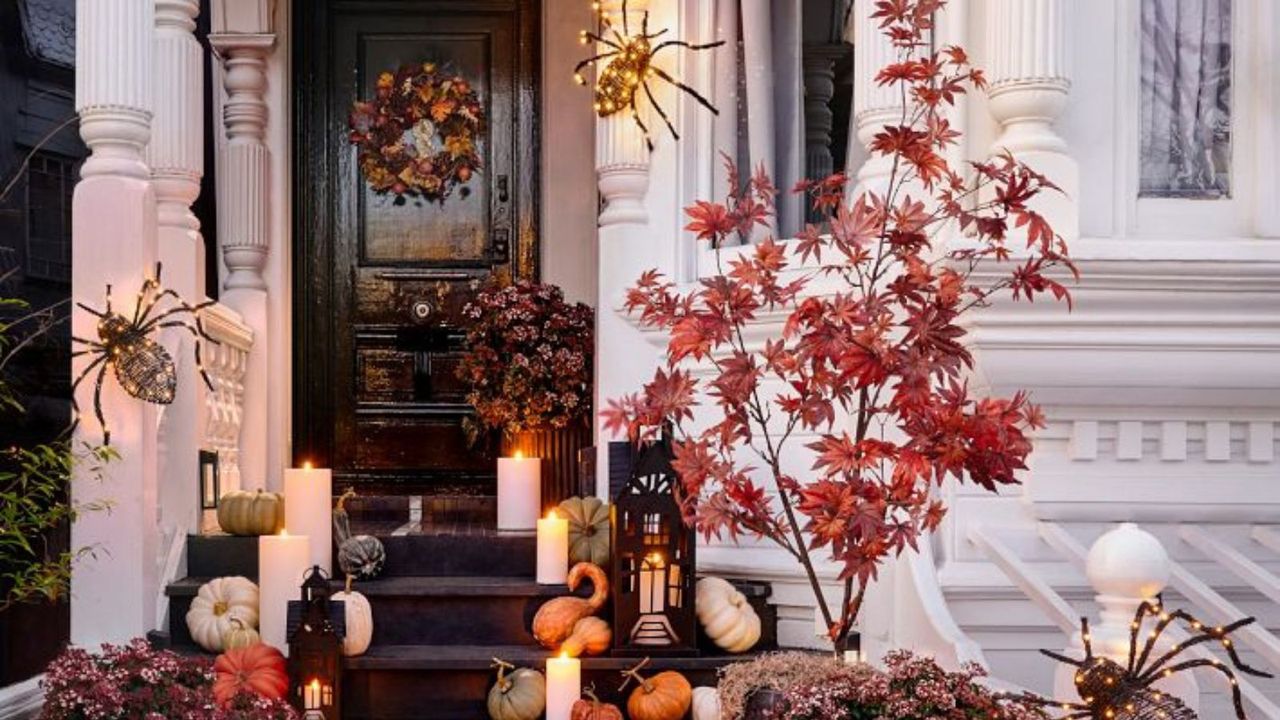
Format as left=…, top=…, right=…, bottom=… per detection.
left=458, top=280, right=595, bottom=505
left=603, top=0, right=1074, bottom=656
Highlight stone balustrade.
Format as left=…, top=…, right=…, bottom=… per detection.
left=200, top=303, right=254, bottom=495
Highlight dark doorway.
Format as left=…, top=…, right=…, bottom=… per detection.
left=293, top=0, right=540, bottom=492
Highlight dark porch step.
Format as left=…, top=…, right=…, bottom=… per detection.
left=378, top=533, right=536, bottom=577
left=343, top=645, right=743, bottom=720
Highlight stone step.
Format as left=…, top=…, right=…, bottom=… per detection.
left=343, top=645, right=747, bottom=720
left=186, top=534, right=259, bottom=580
left=378, top=533, right=536, bottom=577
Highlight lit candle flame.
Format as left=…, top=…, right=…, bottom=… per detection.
left=303, top=460, right=313, bottom=470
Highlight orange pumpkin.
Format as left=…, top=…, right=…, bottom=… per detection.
left=571, top=687, right=623, bottom=720
left=532, top=562, right=609, bottom=649
left=212, top=643, right=289, bottom=706
left=621, top=659, right=692, bottom=720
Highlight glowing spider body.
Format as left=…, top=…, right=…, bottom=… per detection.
left=72, top=263, right=216, bottom=444
left=574, top=0, right=723, bottom=150
left=1018, top=599, right=1272, bottom=720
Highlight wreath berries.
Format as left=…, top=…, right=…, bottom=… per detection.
left=348, top=62, right=484, bottom=202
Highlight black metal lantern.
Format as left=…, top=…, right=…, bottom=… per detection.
left=610, top=436, right=698, bottom=656
left=198, top=450, right=219, bottom=510
left=287, top=566, right=343, bottom=720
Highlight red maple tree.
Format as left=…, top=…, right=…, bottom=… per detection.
left=602, top=0, right=1075, bottom=653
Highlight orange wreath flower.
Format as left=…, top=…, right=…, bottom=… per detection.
left=348, top=62, right=484, bottom=202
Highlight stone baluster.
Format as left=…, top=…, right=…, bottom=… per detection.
left=201, top=303, right=253, bottom=496
left=1055, top=524, right=1199, bottom=711
left=209, top=30, right=274, bottom=490
left=71, top=0, right=160, bottom=645
left=985, top=0, right=1078, bottom=241
left=147, top=0, right=205, bottom=536
left=848, top=0, right=902, bottom=199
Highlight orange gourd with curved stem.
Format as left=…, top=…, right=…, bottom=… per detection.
left=532, top=562, right=609, bottom=649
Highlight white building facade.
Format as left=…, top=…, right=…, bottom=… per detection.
left=22, top=0, right=1280, bottom=715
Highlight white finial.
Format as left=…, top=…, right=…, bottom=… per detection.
left=1086, top=522, right=1171, bottom=601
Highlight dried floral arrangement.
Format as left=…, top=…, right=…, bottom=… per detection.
left=348, top=62, right=484, bottom=202
left=602, top=0, right=1075, bottom=654
left=458, top=280, right=595, bottom=438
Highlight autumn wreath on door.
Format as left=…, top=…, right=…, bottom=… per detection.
left=348, top=62, right=484, bottom=202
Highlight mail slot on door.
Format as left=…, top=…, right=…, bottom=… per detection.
left=353, top=269, right=479, bottom=327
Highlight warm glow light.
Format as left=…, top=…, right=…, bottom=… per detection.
left=514, top=450, right=524, bottom=460
left=559, top=651, right=569, bottom=660
left=309, top=679, right=320, bottom=690
left=548, top=509, right=559, bottom=520
left=280, top=529, right=289, bottom=537
left=303, top=460, right=313, bottom=470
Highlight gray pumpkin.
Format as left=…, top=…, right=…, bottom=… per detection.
left=338, top=534, right=385, bottom=580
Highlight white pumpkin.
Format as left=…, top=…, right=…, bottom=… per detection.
left=332, top=586, right=373, bottom=656
left=186, top=576, right=259, bottom=652
left=695, top=577, right=761, bottom=654
left=691, top=686, right=721, bottom=720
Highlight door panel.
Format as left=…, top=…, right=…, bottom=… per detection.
left=295, top=0, right=539, bottom=490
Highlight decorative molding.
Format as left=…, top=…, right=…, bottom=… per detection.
left=75, top=0, right=154, bottom=179
left=202, top=303, right=253, bottom=493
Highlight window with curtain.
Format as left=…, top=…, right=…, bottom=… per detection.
left=1139, top=0, right=1232, bottom=199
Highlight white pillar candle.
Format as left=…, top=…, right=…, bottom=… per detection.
left=497, top=453, right=541, bottom=531
left=258, top=531, right=311, bottom=655
left=545, top=653, right=581, bottom=720
left=283, top=463, right=332, bottom=574
left=536, top=510, right=569, bottom=585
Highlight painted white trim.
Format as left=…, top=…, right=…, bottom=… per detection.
left=0, top=676, right=43, bottom=720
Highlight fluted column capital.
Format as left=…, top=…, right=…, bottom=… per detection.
left=985, top=0, right=1071, bottom=155
left=148, top=0, right=204, bottom=230
left=76, top=0, right=155, bottom=179
left=593, top=0, right=650, bottom=228
left=848, top=0, right=904, bottom=195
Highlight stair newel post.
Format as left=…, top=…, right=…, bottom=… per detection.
left=1055, top=523, right=1199, bottom=711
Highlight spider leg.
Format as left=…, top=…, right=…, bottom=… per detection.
left=641, top=79, right=679, bottom=141
left=1145, top=658, right=1257, bottom=720
left=621, top=0, right=629, bottom=35
left=157, top=320, right=218, bottom=391
left=652, top=39, right=727, bottom=53
left=1128, top=599, right=1163, bottom=673
left=1080, top=617, right=1095, bottom=664
left=573, top=51, right=619, bottom=78
left=1140, top=612, right=1269, bottom=683
left=1039, top=648, right=1086, bottom=668
left=629, top=103, right=654, bottom=152
left=92, top=361, right=110, bottom=445
left=76, top=303, right=106, bottom=319
left=583, top=32, right=624, bottom=52
left=69, top=354, right=108, bottom=432
left=138, top=296, right=217, bottom=336
left=650, top=65, right=720, bottom=115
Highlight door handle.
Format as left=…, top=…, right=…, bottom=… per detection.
left=497, top=174, right=509, bottom=203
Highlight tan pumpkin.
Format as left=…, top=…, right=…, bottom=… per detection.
left=216, top=490, right=284, bottom=536
left=186, top=576, right=259, bottom=652
left=695, top=577, right=761, bottom=653
left=332, top=576, right=373, bottom=656
left=621, top=659, right=692, bottom=720
left=221, top=616, right=260, bottom=650
left=532, top=562, right=609, bottom=649
left=571, top=687, right=623, bottom=720
left=487, top=658, right=546, bottom=720
left=691, top=686, right=721, bottom=720
left=560, top=616, right=611, bottom=657
left=558, top=496, right=610, bottom=566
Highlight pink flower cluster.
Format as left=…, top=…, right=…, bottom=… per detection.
left=782, top=651, right=1046, bottom=720
left=40, top=639, right=297, bottom=720
left=458, top=281, right=594, bottom=433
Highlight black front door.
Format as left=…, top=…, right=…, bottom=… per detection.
left=294, top=0, right=539, bottom=490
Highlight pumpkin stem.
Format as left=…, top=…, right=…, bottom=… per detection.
left=228, top=616, right=245, bottom=630
left=618, top=657, right=652, bottom=693
left=491, top=657, right=514, bottom=690
left=336, top=487, right=357, bottom=513
left=345, top=574, right=354, bottom=594
left=582, top=684, right=600, bottom=703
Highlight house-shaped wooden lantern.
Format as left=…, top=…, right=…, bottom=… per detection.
left=287, top=566, right=343, bottom=720
left=610, top=436, right=698, bottom=656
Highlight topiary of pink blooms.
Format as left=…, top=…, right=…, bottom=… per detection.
left=40, top=638, right=298, bottom=720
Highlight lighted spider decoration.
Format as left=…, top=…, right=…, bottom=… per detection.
left=1015, top=598, right=1272, bottom=720
left=573, top=0, right=724, bottom=150
left=72, top=262, right=216, bottom=444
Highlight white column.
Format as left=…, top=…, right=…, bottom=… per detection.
left=71, top=0, right=160, bottom=645
left=148, top=0, right=206, bottom=537
left=985, top=0, right=1078, bottom=241
left=210, top=32, right=274, bottom=490
left=594, top=0, right=658, bottom=495
left=710, top=0, right=739, bottom=206
left=739, top=1, right=775, bottom=241
left=849, top=0, right=902, bottom=198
